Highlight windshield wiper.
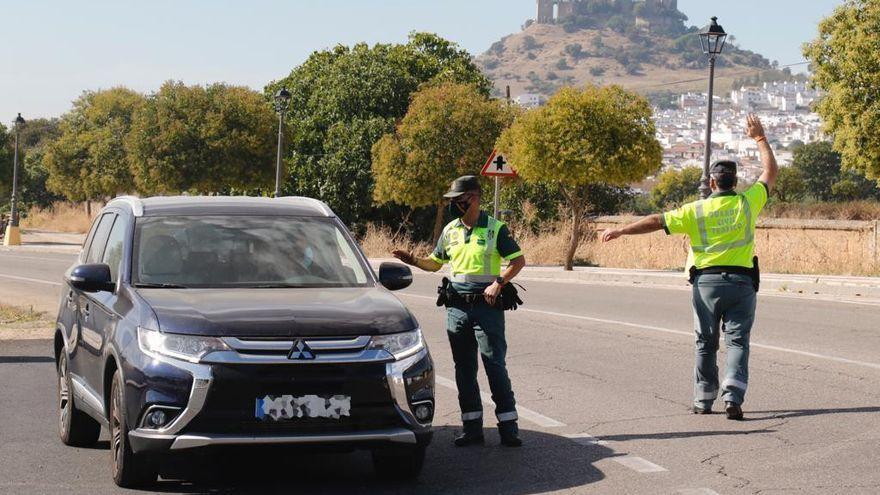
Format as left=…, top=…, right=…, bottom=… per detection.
left=134, top=283, right=190, bottom=289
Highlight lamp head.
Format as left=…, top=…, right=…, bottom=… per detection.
left=699, top=16, right=728, bottom=56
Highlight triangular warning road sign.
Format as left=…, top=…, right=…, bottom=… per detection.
left=480, top=149, right=517, bottom=177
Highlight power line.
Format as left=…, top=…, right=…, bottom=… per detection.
left=630, top=61, right=811, bottom=91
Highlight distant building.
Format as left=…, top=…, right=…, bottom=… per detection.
left=514, top=93, right=543, bottom=108
left=679, top=92, right=706, bottom=109
left=535, top=0, right=679, bottom=24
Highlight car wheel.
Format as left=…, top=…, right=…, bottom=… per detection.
left=371, top=444, right=426, bottom=480
left=110, top=370, right=158, bottom=488
left=57, top=353, right=100, bottom=447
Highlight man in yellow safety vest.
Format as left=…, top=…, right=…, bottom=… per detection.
left=601, top=115, right=778, bottom=420
left=392, top=175, right=527, bottom=446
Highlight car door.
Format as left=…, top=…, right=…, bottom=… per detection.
left=90, top=213, right=129, bottom=395
left=74, top=212, right=116, bottom=394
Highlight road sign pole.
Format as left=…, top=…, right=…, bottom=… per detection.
left=493, top=176, right=500, bottom=218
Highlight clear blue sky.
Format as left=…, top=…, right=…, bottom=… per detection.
left=1, top=0, right=843, bottom=121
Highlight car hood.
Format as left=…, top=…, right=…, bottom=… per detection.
left=137, top=287, right=418, bottom=337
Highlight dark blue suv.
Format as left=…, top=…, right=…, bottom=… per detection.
left=53, top=196, right=434, bottom=487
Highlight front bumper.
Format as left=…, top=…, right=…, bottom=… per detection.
left=130, top=344, right=433, bottom=453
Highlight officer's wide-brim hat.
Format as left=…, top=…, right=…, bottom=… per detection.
left=443, top=175, right=481, bottom=198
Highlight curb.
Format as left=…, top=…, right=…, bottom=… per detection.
left=369, top=259, right=880, bottom=304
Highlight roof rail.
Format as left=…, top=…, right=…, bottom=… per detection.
left=110, top=196, right=144, bottom=217
left=277, top=196, right=335, bottom=217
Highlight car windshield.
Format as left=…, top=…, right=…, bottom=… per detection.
left=132, top=216, right=371, bottom=288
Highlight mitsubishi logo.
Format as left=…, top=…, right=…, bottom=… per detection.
left=288, top=340, right=315, bottom=360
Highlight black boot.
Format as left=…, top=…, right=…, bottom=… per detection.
left=454, top=420, right=484, bottom=447
left=498, top=420, right=522, bottom=447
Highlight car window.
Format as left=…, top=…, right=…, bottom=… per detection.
left=80, top=214, right=103, bottom=263
left=132, top=216, right=371, bottom=288
left=85, top=213, right=116, bottom=264
left=101, top=216, right=127, bottom=283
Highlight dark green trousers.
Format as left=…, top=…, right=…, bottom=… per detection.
left=446, top=302, right=517, bottom=432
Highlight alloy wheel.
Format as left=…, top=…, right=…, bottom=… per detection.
left=57, top=356, right=70, bottom=435
left=111, top=378, right=123, bottom=473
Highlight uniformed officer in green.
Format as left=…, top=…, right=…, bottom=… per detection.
left=392, top=175, right=527, bottom=446
left=601, top=115, right=778, bottom=420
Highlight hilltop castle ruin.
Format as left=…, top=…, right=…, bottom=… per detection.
left=535, top=0, right=679, bottom=24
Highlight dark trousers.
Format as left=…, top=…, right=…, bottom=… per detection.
left=446, top=302, right=517, bottom=432
left=692, top=273, right=757, bottom=407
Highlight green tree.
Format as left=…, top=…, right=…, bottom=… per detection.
left=266, top=32, right=491, bottom=226
left=498, top=85, right=662, bottom=270
left=791, top=141, right=842, bottom=201
left=43, top=88, right=144, bottom=202
left=372, top=83, right=516, bottom=242
left=127, top=81, right=276, bottom=194
left=804, top=1, right=880, bottom=180
left=650, top=167, right=702, bottom=208
left=18, top=118, right=63, bottom=208
left=0, top=124, right=13, bottom=209
left=773, top=167, right=807, bottom=203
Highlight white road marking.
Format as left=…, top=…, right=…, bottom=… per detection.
left=399, top=293, right=880, bottom=371
left=565, top=432, right=609, bottom=446
left=434, top=375, right=566, bottom=428
left=612, top=455, right=668, bottom=473
left=0, top=254, right=75, bottom=263
left=0, top=273, right=62, bottom=286
left=677, top=489, right=721, bottom=495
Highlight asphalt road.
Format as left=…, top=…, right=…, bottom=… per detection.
left=1, top=250, right=879, bottom=494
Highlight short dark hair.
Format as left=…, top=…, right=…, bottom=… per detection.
left=711, top=172, right=738, bottom=191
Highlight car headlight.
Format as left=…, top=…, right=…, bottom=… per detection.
left=368, top=329, right=424, bottom=360
left=138, top=327, right=229, bottom=363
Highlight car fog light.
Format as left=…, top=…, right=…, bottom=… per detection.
left=146, top=410, right=168, bottom=428
left=414, top=403, right=433, bottom=422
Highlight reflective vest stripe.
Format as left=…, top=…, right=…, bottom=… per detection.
left=691, top=195, right=753, bottom=254
left=483, top=217, right=498, bottom=277
left=451, top=274, right=497, bottom=283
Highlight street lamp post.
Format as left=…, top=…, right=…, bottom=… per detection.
left=4, top=113, right=26, bottom=246
left=273, top=88, right=291, bottom=198
left=698, top=17, right=728, bottom=199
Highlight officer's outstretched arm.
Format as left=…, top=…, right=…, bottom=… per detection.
left=601, top=214, right=664, bottom=243
left=392, top=250, right=442, bottom=272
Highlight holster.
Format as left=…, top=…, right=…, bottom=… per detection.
left=751, top=256, right=760, bottom=292
left=436, top=277, right=451, bottom=307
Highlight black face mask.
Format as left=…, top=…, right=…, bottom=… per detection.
left=448, top=199, right=469, bottom=219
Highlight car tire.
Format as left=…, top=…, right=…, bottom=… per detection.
left=57, top=353, right=101, bottom=447
left=371, top=444, right=426, bottom=480
left=110, top=370, right=158, bottom=488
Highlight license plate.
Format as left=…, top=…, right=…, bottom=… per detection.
left=255, top=394, right=351, bottom=421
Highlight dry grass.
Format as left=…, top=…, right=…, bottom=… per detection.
left=358, top=223, right=433, bottom=260
left=0, top=304, right=45, bottom=325
left=765, top=201, right=880, bottom=221
left=21, top=202, right=98, bottom=233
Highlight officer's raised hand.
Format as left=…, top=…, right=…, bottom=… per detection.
left=392, top=250, right=414, bottom=265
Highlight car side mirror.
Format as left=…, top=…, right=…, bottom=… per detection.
left=69, top=264, right=115, bottom=293
left=378, top=262, right=413, bottom=291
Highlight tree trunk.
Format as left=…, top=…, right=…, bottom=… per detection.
left=432, top=202, right=445, bottom=245
left=85, top=201, right=92, bottom=217
left=564, top=206, right=581, bottom=271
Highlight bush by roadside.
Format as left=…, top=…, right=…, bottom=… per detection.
left=20, top=201, right=98, bottom=233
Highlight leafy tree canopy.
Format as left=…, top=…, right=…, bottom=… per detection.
left=650, top=166, right=701, bottom=209
left=804, top=0, right=880, bottom=180
left=265, top=32, right=491, bottom=226
left=43, top=88, right=144, bottom=201
left=127, top=81, right=276, bottom=194
left=498, top=85, right=662, bottom=269
left=372, top=82, right=517, bottom=241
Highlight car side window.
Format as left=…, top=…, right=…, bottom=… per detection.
left=102, top=216, right=127, bottom=283
left=85, top=213, right=116, bottom=264
left=80, top=215, right=103, bottom=263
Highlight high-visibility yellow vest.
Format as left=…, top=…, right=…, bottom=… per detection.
left=430, top=214, right=518, bottom=284
left=663, top=183, right=768, bottom=269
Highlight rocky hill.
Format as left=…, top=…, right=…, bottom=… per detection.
left=477, top=3, right=775, bottom=99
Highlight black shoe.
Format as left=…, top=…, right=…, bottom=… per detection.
left=725, top=402, right=744, bottom=420
left=692, top=405, right=712, bottom=415
left=497, top=420, right=522, bottom=447
left=454, top=431, right=485, bottom=447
